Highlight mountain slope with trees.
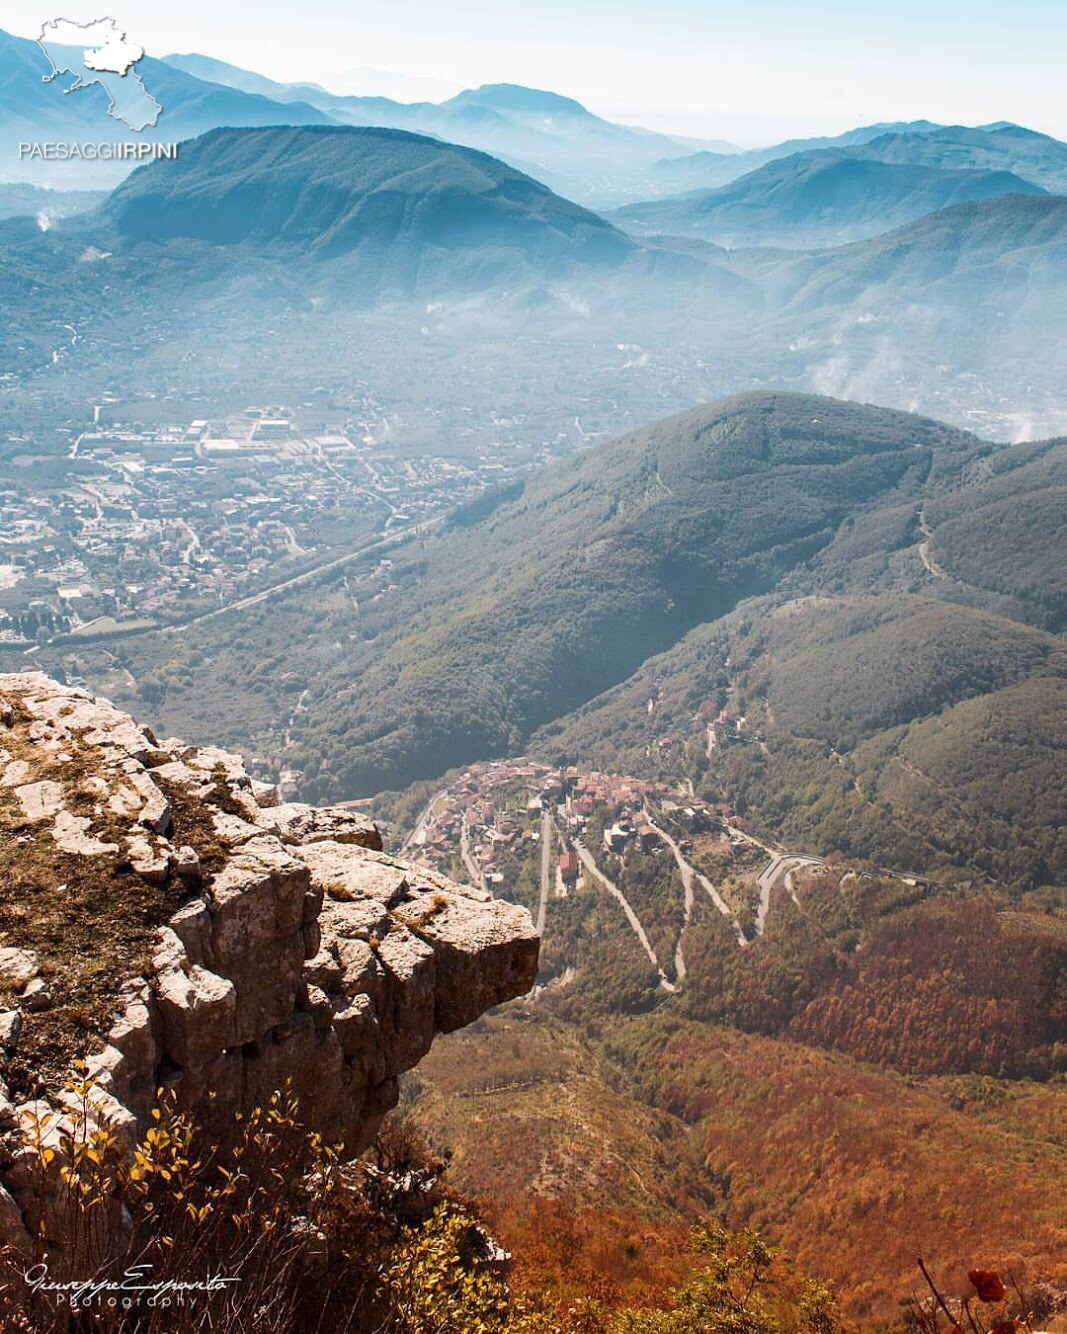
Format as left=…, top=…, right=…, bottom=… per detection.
left=287, top=393, right=981, bottom=794
left=97, top=125, right=635, bottom=266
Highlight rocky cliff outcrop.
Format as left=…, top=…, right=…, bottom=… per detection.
left=0, top=672, right=538, bottom=1259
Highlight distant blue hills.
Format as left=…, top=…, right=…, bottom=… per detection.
left=612, top=149, right=1051, bottom=248
left=1, top=21, right=1066, bottom=360
left=0, top=26, right=715, bottom=197
left=624, top=122, right=1067, bottom=242
left=4, top=19, right=1065, bottom=241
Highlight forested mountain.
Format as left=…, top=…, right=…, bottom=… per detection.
left=284, top=393, right=982, bottom=794
left=540, top=589, right=1066, bottom=885
left=530, top=416, right=1066, bottom=886
left=0, top=125, right=647, bottom=329
left=95, top=125, right=635, bottom=277
left=777, top=193, right=1067, bottom=310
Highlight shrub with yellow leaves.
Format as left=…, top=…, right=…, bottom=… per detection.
left=0, top=1072, right=355, bottom=1331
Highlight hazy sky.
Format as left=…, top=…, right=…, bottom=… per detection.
left=7, top=0, right=1067, bottom=144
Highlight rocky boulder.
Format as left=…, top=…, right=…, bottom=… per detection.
left=0, top=672, right=539, bottom=1262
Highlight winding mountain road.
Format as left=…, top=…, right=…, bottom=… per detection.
left=536, top=808, right=553, bottom=936
left=918, top=505, right=952, bottom=581
left=573, top=839, right=676, bottom=993
left=643, top=810, right=748, bottom=950
left=755, top=854, right=825, bottom=935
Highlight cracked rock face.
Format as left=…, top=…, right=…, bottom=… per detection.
left=0, top=673, right=539, bottom=1259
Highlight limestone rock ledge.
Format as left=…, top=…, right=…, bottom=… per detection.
left=0, top=673, right=538, bottom=1257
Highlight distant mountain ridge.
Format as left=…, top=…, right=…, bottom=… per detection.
left=7, top=21, right=1064, bottom=223
left=646, top=120, right=1067, bottom=195
left=0, top=135, right=1063, bottom=420
left=647, top=120, right=949, bottom=195
left=0, top=25, right=725, bottom=197
left=158, top=56, right=731, bottom=205
left=857, top=123, right=1067, bottom=192
left=624, top=122, right=1067, bottom=246
left=612, top=151, right=1047, bottom=247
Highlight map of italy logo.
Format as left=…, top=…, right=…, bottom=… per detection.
left=37, top=16, right=161, bottom=132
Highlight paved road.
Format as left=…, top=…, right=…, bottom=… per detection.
left=725, top=820, right=778, bottom=858
left=918, top=505, right=952, bottom=581
left=755, top=854, right=825, bottom=935
left=644, top=811, right=747, bottom=950
left=459, top=815, right=488, bottom=894
left=536, top=809, right=553, bottom=936
left=43, top=516, right=447, bottom=650
left=641, top=810, right=692, bottom=978
left=400, top=788, right=449, bottom=856
left=574, top=839, right=676, bottom=993
left=161, top=516, right=445, bottom=635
